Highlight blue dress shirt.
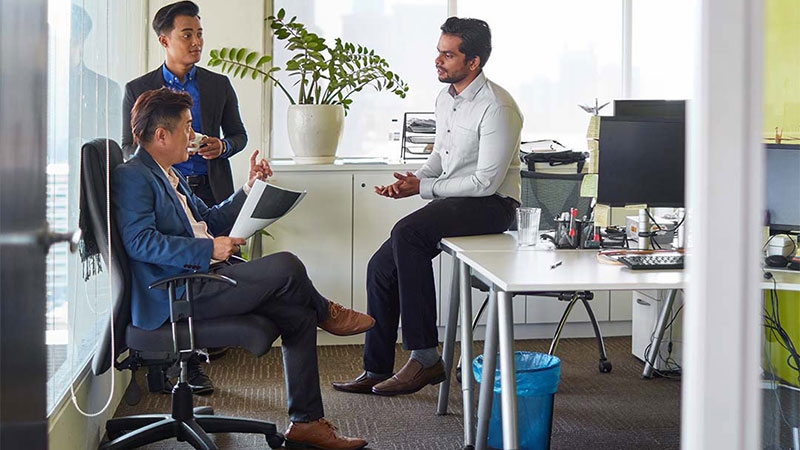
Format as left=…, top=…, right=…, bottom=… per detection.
left=161, top=64, right=232, bottom=177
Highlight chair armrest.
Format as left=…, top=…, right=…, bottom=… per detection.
left=148, top=272, right=237, bottom=290
left=228, top=254, right=247, bottom=264
left=147, top=272, right=237, bottom=355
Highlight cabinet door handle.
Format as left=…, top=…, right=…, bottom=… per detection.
left=636, top=298, right=651, bottom=306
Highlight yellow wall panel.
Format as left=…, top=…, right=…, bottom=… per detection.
left=763, top=0, right=800, bottom=142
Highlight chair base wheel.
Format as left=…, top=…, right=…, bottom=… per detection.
left=599, top=359, right=612, bottom=373
left=267, top=432, right=285, bottom=449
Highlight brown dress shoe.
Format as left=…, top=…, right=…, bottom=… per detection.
left=331, top=371, right=390, bottom=394
left=284, top=418, right=367, bottom=450
left=318, top=302, right=375, bottom=336
left=372, top=358, right=446, bottom=396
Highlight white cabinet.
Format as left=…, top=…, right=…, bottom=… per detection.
left=631, top=290, right=683, bottom=371
left=352, top=173, right=440, bottom=316
left=261, top=171, right=353, bottom=308
left=610, top=290, right=633, bottom=321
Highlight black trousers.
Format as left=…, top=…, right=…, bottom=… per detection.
left=363, top=195, right=517, bottom=374
left=191, top=252, right=330, bottom=423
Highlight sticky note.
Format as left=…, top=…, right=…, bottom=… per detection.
left=586, top=115, right=601, bottom=139
left=594, top=204, right=610, bottom=228
left=580, top=173, right=598, bottom=198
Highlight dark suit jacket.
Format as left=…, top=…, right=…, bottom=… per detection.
left=111, top=148, right=247, bottom=330
left=122, top=65, right=247, bottom=202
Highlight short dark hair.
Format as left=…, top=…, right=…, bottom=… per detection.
left=440, top=17, right=492, bottom=68
left=152, top=1, right=200, bottom=36
left=130, top=88, right=193, bottom=146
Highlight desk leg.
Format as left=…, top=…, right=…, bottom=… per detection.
left=437, top=256, right=461, bottom=415
left=475, top=289, right=498, bottom=450
left=642, top=289, right=678, bottom=379
left=459, top=261, right=475, bottom=448
left=498, top=290, right=519, bottom=450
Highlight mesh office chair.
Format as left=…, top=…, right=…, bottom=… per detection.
left=83, top=139, right=285, bottom=450
left=458, top=170, right=611, bottom=378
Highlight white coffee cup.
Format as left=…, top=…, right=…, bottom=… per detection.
left=187, top=133, right=207, bottom=154
left=516, top=207, right=542, bottom=247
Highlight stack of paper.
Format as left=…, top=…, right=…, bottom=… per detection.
left=521, top=139, right=568, bottom=153
left=230, top=180, right=307, bottom=239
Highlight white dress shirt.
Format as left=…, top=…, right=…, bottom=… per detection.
left=415, top=71, right=523, bottom=202
left=161, top=164, right=216, bottom=240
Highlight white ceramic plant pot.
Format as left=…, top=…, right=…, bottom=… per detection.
left=286, top=104, right=345, bottom=164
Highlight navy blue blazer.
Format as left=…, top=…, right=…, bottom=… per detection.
left=111, top=149, right=247, bottom=330
left=121, top=65, right=247, bottom=202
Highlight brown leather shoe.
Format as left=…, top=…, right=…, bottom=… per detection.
left=284, top=418, right=367, bottom=450
left=331, top=371, right=390, bottom=394
left=372, top=358, right=446, bottom=396
left=318, top=302, right=375, bottom=336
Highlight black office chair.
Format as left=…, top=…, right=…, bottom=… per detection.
left=457, top=170, right=611, bottom=379
left=83, top=139, right=285, bottom=450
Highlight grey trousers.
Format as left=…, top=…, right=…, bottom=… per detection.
left=191, top=251, right=330, bottom=423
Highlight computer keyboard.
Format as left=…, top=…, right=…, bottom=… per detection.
left=618, top=254, right=684, bottom=270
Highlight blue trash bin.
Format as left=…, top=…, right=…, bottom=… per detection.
left=473, top=351, right=561, bottom=450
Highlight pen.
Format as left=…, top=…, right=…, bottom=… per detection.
left=550, top=260, right=563, bottom=270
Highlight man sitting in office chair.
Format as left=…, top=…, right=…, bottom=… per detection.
left=112, top=87, right=372, bottom=450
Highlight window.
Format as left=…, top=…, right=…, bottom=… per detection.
left=45, top=0, right=144, bottom=413
left=458, top=1, right=623, bottom=152
left=271, top=0, right=448, bottom=160
left=630, top=1, right=694, bottom=99
left=270, top=1, right=695, bottom=158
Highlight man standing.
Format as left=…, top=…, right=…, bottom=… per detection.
left=333, top=17, right=523, bottom=396
left=122, top=1, right=244, bottom=207
left=113, top=87, right=372, bottom=450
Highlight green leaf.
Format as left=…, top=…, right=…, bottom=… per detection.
left=234, top=66, right=242, bottom=77
left=245, top=51, right=258, bottom=65
left=241, top=67, right=249, bottom=78
left=251, top=69, right=259, bottom=80
left=256, top=55, right=271, bottom=67
left=277, top=8, right=285, bottom=20
left=209, top=49, right=218, bottom=58
left=236, top=48, right=246, bottom=61
left=220, top=47, right=229, bottom=59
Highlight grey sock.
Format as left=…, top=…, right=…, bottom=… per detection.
left=366, top=371, right=392, bottom=380
left=410, top=348, right=440, bottom=368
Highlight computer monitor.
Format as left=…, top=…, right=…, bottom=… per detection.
left=765, top=144, right=800, bottom=233
left=597, top=116, right=685, bottom=207
left=613, top=99, right=686, bottom=119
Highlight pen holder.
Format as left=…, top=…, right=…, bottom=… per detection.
left=555, top=219, right=582, bottom=249
left=581, top=221, right=601, bottom=249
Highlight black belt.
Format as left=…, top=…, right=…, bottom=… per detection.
left=186, top=175, right=208, bottom=185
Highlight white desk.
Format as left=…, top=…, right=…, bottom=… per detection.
left=438, top=234, right=686, bottom=450
left=763, top=268, right=800, bottom=291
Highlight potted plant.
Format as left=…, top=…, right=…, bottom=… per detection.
left=208, top=8, right=409, bottom=163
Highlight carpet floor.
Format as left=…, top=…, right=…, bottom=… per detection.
left=111, top=336, right=682, bottom=449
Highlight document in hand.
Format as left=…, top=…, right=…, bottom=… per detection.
left=229, top=180, right=307, bottom=238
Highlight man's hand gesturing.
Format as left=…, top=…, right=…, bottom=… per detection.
left=374, top=172, right=420, bottom=199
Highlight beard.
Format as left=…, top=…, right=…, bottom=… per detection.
left=437, top=65, right=470, bottom=84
